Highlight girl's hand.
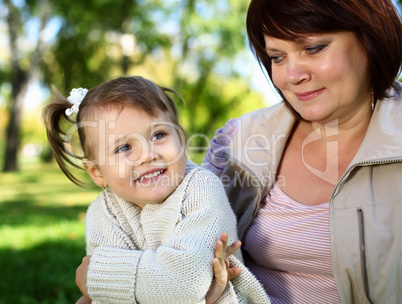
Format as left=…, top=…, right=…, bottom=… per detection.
left=76, top=255, right=91, bottom=301
left=205, top=233, right=242, bottom=304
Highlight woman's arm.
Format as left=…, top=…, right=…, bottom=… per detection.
left=75, top=296, right=91, bottom=304
left=76, top=256, right=91, bottom=300
left=202, top=118, right=240, bottom=177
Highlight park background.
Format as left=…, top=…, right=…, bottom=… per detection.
left=0, top=0, right=401, bottom=303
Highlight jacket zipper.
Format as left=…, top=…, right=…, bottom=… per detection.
left=329, top=158, right=401, bottom=304
left=357, top=209, right=374, bottom=304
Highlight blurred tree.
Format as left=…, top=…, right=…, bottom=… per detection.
left=2, top=0, right=51, bottom=171
left=1, top=0, right=267, bottom=171
left=43, top=0, right=172, bottom=91
left=1, top=0, right=170, bottom=170
left=166, top=0, right=265, bottom=145
left=43, top=0, right=266, bottom=152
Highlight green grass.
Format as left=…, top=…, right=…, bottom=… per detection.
left=0, top=159, right=99, bottom=303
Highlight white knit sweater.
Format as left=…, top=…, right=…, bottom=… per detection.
left=85, top=161, right=270, bottom=304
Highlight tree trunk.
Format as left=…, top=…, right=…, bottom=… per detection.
left=3, top=69, right=28, bottom=171
left=2, top=0, right=50, bottom=171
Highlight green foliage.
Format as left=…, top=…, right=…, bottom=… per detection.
left=41, top=0, right=266, bottom=135
left=2, top=0, right=268, bottom=170
left=20, top=107, right=48, bottom=144
left=0, top=241, right=84, bottom=304
left=44, top=0, right=174, bottom=91
left=178, top=74, right=265, bottom=154
left=0, top=160, right=99, bottom=303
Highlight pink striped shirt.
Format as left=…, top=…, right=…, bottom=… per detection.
left=203, top=118, right=340, bottom=304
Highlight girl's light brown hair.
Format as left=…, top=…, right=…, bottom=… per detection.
left=43, top=76, right=183, bottom=187
left=246, top=0, right=402, bottom=110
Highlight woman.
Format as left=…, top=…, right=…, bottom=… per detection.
left=203, top=0, right=402, bottom=303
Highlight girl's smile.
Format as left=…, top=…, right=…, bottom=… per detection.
left=134, top=168, right=166, bottom=183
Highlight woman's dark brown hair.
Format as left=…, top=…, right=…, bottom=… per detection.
left=43, top=76, right=183, bottom=186
left=246, top=0, right=402, bottom=106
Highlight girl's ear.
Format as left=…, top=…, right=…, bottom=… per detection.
left=82, top=158, right=104, bottom=188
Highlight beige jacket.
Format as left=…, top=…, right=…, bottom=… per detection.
left=219, top=82, right=402, bottom=304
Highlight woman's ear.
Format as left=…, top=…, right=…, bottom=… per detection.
left=82, top=158, right=104, bottom=188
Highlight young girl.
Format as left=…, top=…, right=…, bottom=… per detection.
left=43, top=76, right=270, bottom=304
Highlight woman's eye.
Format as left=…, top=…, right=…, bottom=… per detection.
left=152, top=132, right=166, bottom=141
left=116, top=144, right=131, bottom=153
left=305, top=44, right=326, bottom=54
left=269, top=55, right=283, bottom=64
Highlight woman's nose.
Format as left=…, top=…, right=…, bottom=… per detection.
left=286, top=58, right=311, bottom=85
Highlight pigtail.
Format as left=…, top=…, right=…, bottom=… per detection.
left=42, top=86, right=86, bottom=187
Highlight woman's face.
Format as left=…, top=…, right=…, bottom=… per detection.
left=264, top=31, right=371, bottom=124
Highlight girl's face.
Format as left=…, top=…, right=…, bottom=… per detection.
left=264, top=31, right=371, bottom=125
left=84, top=105, right=187, bottom=208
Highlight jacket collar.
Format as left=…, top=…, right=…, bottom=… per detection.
left=351, top=81, right=402, bottom=165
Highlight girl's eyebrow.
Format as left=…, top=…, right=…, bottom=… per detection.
left=151, top=122, right=174, bottom=128
left=108, top=134, right=127, bottom=149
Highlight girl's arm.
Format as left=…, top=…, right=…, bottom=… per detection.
left=76, top=235, right=242, bottom=304
left=83, top=168, right=242, bottom=304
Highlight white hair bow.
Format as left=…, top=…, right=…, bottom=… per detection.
left=65, top=88, right=88, bottom=116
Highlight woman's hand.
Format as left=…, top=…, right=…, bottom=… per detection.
left=205, top=233, right=242, bottom=304
left=76, top=255, right=91, bottom=301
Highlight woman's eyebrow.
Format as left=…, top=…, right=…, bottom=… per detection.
left=265, top=46, right=282, bottom=53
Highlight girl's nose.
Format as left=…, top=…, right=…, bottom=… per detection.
left=286, top=59, right=311, bottom=85
left=138, top=142, right=157, bottom=166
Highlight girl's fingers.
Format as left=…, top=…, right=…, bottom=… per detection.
left=219, top=233, right=241, bottom=258
left=219, top=233, right=228, bottom=253
left=227, top=267, right=242, bottom=279
left=226, top=240, right=241, bottom=257
left=215, top=240, right=224, bottom=259
left=212, top=258, right=226, bottom=286
left=215, top=240, right=228, bottom=270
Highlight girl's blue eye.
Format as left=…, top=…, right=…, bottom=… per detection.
left=116, top=144, right=130, bottom=153
left=152, top=132, right=165, bottom=141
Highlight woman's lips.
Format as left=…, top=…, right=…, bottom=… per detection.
left=295, top=88, right=325, bottom=101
